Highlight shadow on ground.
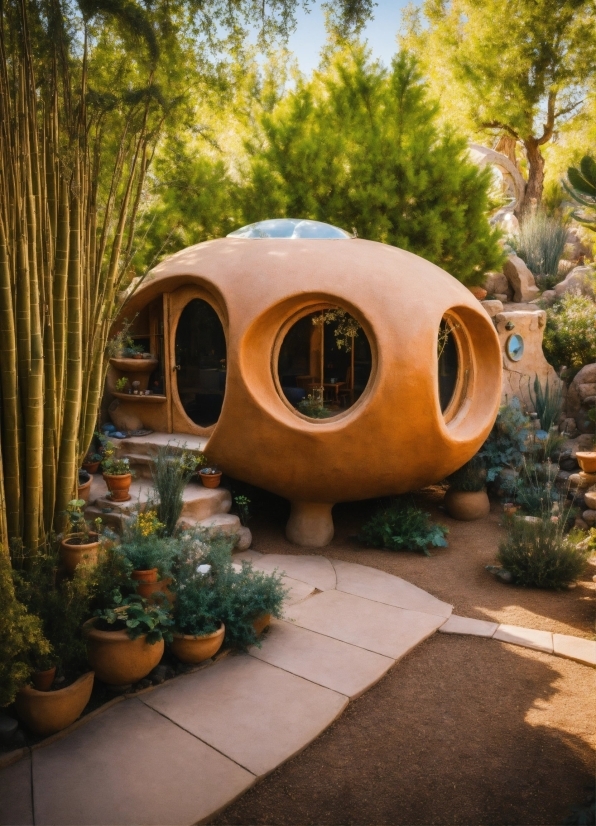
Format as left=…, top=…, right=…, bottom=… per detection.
left=214, top=633, right=595, bottom=826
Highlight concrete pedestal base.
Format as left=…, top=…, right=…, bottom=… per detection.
left=286, top=502, right=334, bottom=547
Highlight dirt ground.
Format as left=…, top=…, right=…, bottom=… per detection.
left=214, top=489, right=595, bottom=826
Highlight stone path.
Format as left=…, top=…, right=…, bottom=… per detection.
left=1, top=552, right=594, bottom=826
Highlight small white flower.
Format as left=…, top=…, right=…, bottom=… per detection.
left=197, top=564, right=212, bottom=576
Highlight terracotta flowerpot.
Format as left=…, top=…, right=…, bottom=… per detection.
left=32, top=666, right=56, bottom=691
left=83, top=461, right=101, bottom=474
left=103, top=472, right=132, bottom=501
left=503, top=503, right=519, bottom=517
left=83, top=619, right=164, bottom=687
left=199, top=470, right=222, bottom=488
left=252, top=613, right=271, bottom=636
left=576, top=452, right=596, bottom=474
left=444, top=488, right=490, bottom=521
left=171, top=623, right=225, bottom=663
left=15, top=672, right=94, bottom=736
left=77, top=475, right=92, bottom=503
left=60, top=534, right=100, bottom=575
left=131, top=568, right=170, bottom=601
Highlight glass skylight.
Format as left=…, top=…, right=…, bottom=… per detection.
left=227, top=219, right=352, bottom=239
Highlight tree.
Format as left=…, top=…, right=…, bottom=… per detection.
left=240, top=46, right=503, bottom=285
left=402, top=0, right=596, bottom=216
left=0, top=0, right=373, bottom=553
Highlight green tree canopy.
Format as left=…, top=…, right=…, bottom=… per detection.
left=239, top=46, right=503, bottom=285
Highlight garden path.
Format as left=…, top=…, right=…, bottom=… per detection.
left=1, top=553, right=594, bottom=826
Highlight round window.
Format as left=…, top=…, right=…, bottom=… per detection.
left=506, top=333, right=524, bottom=362
left=438, top=317, right=459, bottom=412
left=277, top=307, right=372, bottom=421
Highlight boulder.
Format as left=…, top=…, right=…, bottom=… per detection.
left=554, top=266, right=595, bottom=300
left=540, top=290, right=557, bottom=307
left=503, top=255, right=540, bottom=302
left=480, top=299, right=504, bottom=318
left=583, top=509, right=596, bottom=526
left=564, top=226, right=594, bottom=262
left=565, top=364, right=596, bottom=435
left=483, top=271, right=511, bottom=299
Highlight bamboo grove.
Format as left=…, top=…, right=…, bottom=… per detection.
left=0, top=0, right=160, bottom=553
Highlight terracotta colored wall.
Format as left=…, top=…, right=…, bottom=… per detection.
left=115, top=238, right=502, bottom=511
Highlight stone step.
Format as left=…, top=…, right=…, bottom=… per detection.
left=113, top=432, right=208, bottom=460
left=180, top=512, right=241, bottom=536
left=121, top=452, right=154, bottom=480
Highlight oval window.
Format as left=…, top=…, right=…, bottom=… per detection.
left=506, top=333, right=524, bottom=362
left=175, top=299, right=226, bottom=427
left=277, top=307, right=372, bottom=420
left=438, top=317, right=459, bottom=412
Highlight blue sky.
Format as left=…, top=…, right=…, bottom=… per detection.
left=285, top=1, right=411, bottom=74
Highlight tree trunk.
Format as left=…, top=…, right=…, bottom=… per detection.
left=520, top=138, right=545, bottom=217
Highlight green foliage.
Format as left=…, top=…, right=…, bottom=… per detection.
left=101, top=444, right=133, bottom=476
left=510, top=211, right=569, bottom=282
left=152, top=446, right=202, bottom=536
left=543, top=293, right=596, bottom=370
left=172, top=531, right=287, bottom=649
left=528, top=374, right=564, bottom=432
left=298, top=395, right=332, bottom=418
left=234, top=496, right=252, bottom=527
left=447, top=455, right=487, bottom=492
left=511, top=461, right=559, bottom=517
left=117, top=533, right=179, bottom=578
left=0, top=554, right=50, bottom=706
left=242, top=47, right=503, bottom=286
left=564, top=155, right=596, bottom=232
left=358, top=499, right=448, bottom=556
left=12, top=547, right=93, bottom=679
left=479, top=398, right=530, bottom=482
left=89, top=543, right=135, bottom=612
left=93, top=591, right=173, bottom=644
left=498, top=516, right=588, bottom=589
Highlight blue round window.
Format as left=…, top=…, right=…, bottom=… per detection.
left=506, top=334, right=524, bottom=362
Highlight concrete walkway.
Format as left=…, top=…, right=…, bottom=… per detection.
left=1, top=552, right=594, bottom=826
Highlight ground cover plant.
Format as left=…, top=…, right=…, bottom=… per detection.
left=510, top=211, right=569, bottom=286
left=358, top=498, right=448, bottom=555
left=478, top=397, right=531, bottom=484
left=543, top=293, right=596, bottom=371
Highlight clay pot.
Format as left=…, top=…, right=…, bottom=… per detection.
left=130, top=568, right=169, bottom=601
left=83, top=461, right=101, bottom=474
left=252, top=613, right=271, bottom=636
left=83, top=619, right=164, bottom=687
left=199, top=469, right=222, bottom=488
left=503, top=503, right=519, bottom=517
left=171, top=624, right=225, bottom=664
left=468, top=286, right=488, bottom=301
left=103, top=472, right=132, bottom=501
left=15, top=672, right=94, bottom=736
left=444, top=488, right=490, bottom=521
left=60, top=534, right=100, bottom=575
left=576, top=452, right=596, bottom=474
left=77, top=472, right=92, bottom=503
left=32, top=666, right=56, bottom=691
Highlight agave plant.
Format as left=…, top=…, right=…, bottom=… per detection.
left=564, top=155, right=596, bottom=232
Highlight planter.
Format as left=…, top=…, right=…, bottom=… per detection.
left=131, top=568, right=172, bottom=601
left=60, top=533, right=100, bottom=575
left=83, top=619, right=164, bottom=687
left=444, top=488, right=490, bottom=521
left=171, top=624, right=225, bottom=664
left=199, top=469, right=222, bottom=488
left=103, top=472, right=132, bottom=502
left=15, top=672, right=94, bottom=736
left=32, top=666, right=56, bottom=691
left=77, top=470, right=92, bottom=503
left=109, top=357, right=158, bottom=392
left=503, top=503, right=519, bottom=517
left=468, top=286, right=488, bottom=301
left=252, top=613, right=271, bottom=636
left=576, top=452, right=596, bottom=474
left=83, top=461, right=101, bottom=474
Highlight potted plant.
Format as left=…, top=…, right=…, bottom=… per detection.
left=117, top=511, right=178, bottom=599
left=444, top=456, right=490, bottom=521
left=102, top=443, right=133, bottom=501
left=199, top=466, right=222, bottom=488
left=170, top=559, right=225, bottom=664
left=83, top=590, right=172, bottom=687
left=11, top=549, right=95, bottom=736
left=83, top=452, right=103, bottom=474
left=60, top=500, right=101, bottom=576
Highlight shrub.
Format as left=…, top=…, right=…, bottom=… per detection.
left=498, top=516, right=588, bottom=589
left=358, top=499, right=448, bottom=556
left=543, top=292, right=596, bottom=371
left=510, top=210, right=569, bottom=283
left=446, top=455, right=486, bottom=491
left=0, top=553, right=50, bottom=706
left=173, top=531, right=287, bottom=649
left=118, top=511, right=180, bottom=576
left=478, top=397, right=531, bottom=482
left=93, top=591, right=173, bottom=644
left=512, top=462, right=560, bottom=517
left=152, top=445, right=203, bottom=536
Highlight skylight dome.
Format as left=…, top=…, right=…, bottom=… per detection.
left=227, top=218, right=352, bottom=239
